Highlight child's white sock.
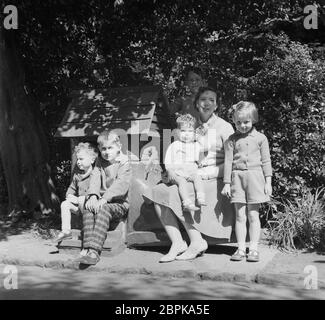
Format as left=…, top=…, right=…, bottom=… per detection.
left=238, top=242, right=246, bottom=252
left=249, top=242, right=258, bottom=251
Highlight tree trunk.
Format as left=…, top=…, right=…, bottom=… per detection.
left=0, top=29, right=59, bottom=216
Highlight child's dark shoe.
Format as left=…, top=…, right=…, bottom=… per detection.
left=230, top=249, right=246, bottom=261
left=246, top=250, right=259, bottom=262
left=79, top=250, right=100, bottom=265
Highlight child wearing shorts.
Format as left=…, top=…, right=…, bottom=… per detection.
left=222, top=101, right=272, bottom=262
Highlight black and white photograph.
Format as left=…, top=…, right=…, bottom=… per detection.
left=0, top=0, right=324, bottom=304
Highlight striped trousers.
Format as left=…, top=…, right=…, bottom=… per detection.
left=82, top=203, right=127, bottom=252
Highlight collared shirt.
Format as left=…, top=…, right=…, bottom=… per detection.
left=66, top=167, right=92, bottom=197
left=87, top=152, right=132, bottom=208
left=196, top=113, right=235, bottom=168
left=223, top=128, right=273, bottom=184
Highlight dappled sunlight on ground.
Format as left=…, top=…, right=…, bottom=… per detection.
left=0, top=265, right=323, bottom=300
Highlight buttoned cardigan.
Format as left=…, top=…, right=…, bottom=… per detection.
left=223, top=128, right=272, bottom=184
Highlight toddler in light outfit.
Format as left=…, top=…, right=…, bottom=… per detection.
left=165, top=113, right=206, bottom=211
left=55, top=142, right=97, bottom=250
left=222, top=101, right=272, bottom=262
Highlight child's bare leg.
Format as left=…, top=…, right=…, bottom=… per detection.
left=247, top=204, right=261, bottom=251
left=77, top=196, right=86, bottom=210
left=61, top=200, right=78, bottom=233
left=234, top=203, right=247, bottom=252
left=76, top=196, right=87, bottom=255
left=192, top=174, right=206, bottom=206
left=174, top=176, right=198, bottom=211
left=54, top=200, right=77, bottom=242
left=173, top=175, right=189, bottom=202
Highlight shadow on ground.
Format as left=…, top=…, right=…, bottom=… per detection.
left=129, top=245, right=237, bottom=256
left=0, top=218, right=34, bottom=242
left=0, top=265, right=323, bottom=300
left=0, top=211, right=59, bottom=242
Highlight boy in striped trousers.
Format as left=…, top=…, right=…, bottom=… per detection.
left=79, top=130, right=132, bottom=265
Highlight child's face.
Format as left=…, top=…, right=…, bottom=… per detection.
left=185, top=71, right=204, bottom=94
left=234, top=111, right=253, bottom=134
left=179, top=126, right=195, bottom=143
left=99, top=140, right=121, bottom=162
left=196, top=90, right=217, bottom=119
left=76, top=150, right=95, bottom=171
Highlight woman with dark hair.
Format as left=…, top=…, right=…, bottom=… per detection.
left=143, top=86, right=235, bottom=262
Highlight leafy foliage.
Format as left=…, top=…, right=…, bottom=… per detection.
left=267, top=187, right=325, bottom=251
left=247, top=34, right=325, bottom=199
left=0, top=1, right=324, bottom=248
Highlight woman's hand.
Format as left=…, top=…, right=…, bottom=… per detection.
left=221, top=184, right=231, bottom=198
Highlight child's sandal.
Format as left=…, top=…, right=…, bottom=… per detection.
left=246, top=250, right=259, bottom=262
left=230, top=249, right=246, bottom=261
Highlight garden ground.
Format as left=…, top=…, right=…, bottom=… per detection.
left=0, top=225, right=324, bottom=296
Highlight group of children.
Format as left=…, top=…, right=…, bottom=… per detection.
left=56, top=67, right=272, bottom=265
left=55, top=131, right=132, bottom=265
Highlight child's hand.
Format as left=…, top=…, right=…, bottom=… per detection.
left=199, top=158, right=216, bottom=168
left=221, top=184, right=231, bottom=198
left=264, top=181, right=272, bottom=196
left=90, top=198, right=107, bottom=214
left=85, top=195, right=97, bottom=212
left=167, top=170, right=178, bottom=183
left=199, top=159, right=209, bottom=168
